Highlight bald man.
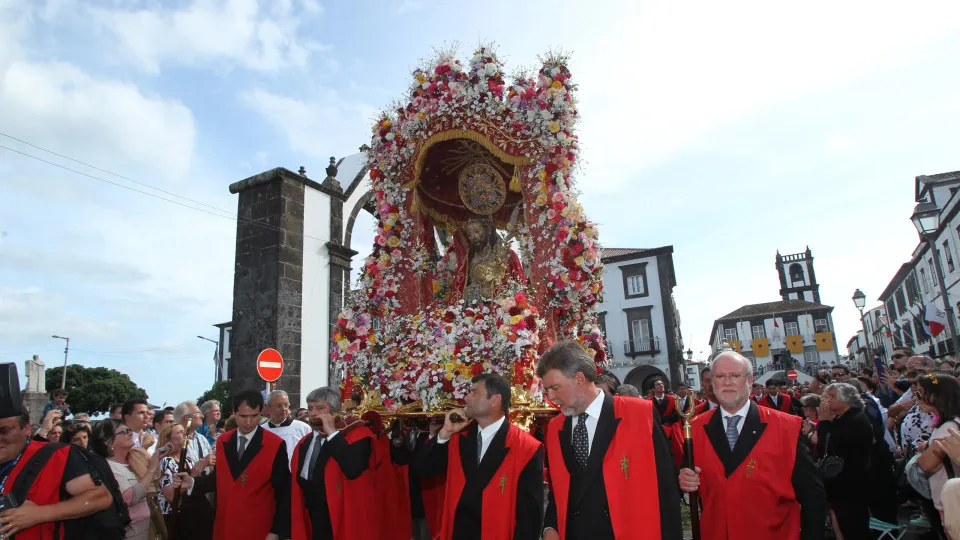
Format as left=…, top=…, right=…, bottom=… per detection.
left=679, top=352, right=826, bottom=540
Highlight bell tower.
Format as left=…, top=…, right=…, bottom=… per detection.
left=776, top=247, right=821, bottom=303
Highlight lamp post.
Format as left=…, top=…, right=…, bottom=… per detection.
left=852, top=289, right=870, bottom=369
left=50, top=335, right=70, bottom=390
left=197, top=336, right=219, bottom=382
left=911, top=201, right=960, bottom=356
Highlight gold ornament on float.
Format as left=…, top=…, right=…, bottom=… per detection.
left=458, top=162, right=507, bottom=215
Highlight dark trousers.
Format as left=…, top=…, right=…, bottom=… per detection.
left=832, top=499, right=871, bottom=540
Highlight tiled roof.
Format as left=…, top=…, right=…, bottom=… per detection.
left=716, top=299, right=833, bottom=321
left=601, top=248, right=648, bottom=259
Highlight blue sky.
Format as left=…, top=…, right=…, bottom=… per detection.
left=1, top=0, right=959, bottom=407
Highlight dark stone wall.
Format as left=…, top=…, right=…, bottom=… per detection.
left=229, top=169, right=305, bottom=407
left=657, top=252, right=683, bottom=390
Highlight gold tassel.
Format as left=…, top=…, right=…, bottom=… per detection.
left=510, top=166, right=522, bottom=192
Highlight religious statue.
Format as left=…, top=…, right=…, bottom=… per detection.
left=25, top=354, right=45, bottom=393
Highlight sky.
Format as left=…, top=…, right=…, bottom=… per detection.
left=2, top=0, right=959, bottom=407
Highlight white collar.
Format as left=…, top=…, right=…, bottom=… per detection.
left=479, top=416, right=506, bottom=438
left=582, top=389, right=605, bottom=419
left=720, top=400, right=752, bottom=422
left=238, top=426, right=258, bottom=440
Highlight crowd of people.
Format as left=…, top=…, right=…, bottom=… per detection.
left=5, top=342, right=960, bottom=539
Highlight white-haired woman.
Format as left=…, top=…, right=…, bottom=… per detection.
left=198, top=399, right=222, bottom=446
left=817, top=382, right=874, bottom=539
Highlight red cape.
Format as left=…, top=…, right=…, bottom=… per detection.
left=372, top=435, right=412, bottom=540
left=3, top=442, right=71, bottom=540
left=758, top=393, right=793, bottom=414
left=291, top=422, right=377, bottom=540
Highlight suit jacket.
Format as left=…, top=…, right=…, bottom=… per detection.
left=694, top=401, right=825, bottom=540
left=544, top=394, right=682, bottom=540
left=415, top=420, right=543, bottom=540
left=193, top=427, right=291, bottom=538
left=758, top=392, right=793, bottom=414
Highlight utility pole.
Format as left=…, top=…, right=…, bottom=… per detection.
left=51, top=335, right=70, bottom=389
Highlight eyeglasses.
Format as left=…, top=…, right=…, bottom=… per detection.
left=713, top=373, right=748, bottom=383
left=114, top=428, right=132, bottom=436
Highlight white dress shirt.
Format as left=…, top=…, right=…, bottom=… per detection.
left=720, top=400, right=752, bottom=436
left=477, top=416, right=506, bottom=462
left=570, top=390, right=605, bottom=450
left=237, top=426, right=258, bottom=455
left=299, top=429, right=341, bottom=480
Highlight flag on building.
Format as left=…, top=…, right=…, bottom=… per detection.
left=925, top=302, right=947, bottom=338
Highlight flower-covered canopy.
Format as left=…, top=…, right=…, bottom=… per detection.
left=333, top=46, right=607, bottom=410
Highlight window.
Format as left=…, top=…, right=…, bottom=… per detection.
left=631, top=319, right=650, bottom=342
left=752, top=325, right=765, bottom=340
left=906, top=273, right=920, bottom=305
left=724, top=328, right=738, bottom=343
left=803, top=349, right=819, bottom=365
left=814, top=319, right=829, bottom=333
left=621, top=263, right=649, bottom=299
left=920, top=268, right=929, bottom=293
left=785, top=322, right=799, bottom=336
left=945, top=241, right=956, bottom=273
left=624, top=306, right=654, bottom=354
left=895, top=288, right=907, bottom=315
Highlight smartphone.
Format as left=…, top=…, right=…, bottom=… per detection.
left=874, top=356, right=885, bottom=381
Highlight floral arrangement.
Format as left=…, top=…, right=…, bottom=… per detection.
left=333, top=45, right=607, bottom=406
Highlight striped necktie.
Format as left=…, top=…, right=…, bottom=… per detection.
left=725, top=415, right=742, bottom=450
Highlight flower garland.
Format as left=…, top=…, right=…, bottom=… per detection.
left=334, top=45, right=608, bottom=406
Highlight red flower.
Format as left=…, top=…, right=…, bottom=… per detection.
left=442, top=379, right=454, bottom=391
left=552, top=201, right=565, bottom=214
left=545, top=162, right=558, bottom=175
left=471, top=364, right=483, bottom=376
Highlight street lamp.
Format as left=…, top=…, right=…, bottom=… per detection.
left=50, top=335, right=70, bottom=390
left=910, top=201, right=960, bottom=356
left=852, top=289, right=870, bottom=368
left=197, top=336, right=220, bottom=382
left=686, top=349, right=693, bottom=362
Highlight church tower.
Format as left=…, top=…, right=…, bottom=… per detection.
left=776, top=247, right=821, bottom=303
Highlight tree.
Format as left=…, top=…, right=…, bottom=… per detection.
left=45, top=365, right=147, bottom=416
left=197, top=381, right=231, bottom=410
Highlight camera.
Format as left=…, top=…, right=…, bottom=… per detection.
left=0, top=493, right=20, bottom=512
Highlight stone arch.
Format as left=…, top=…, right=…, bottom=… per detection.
left=624, top=365, right=668, bottom=394
left=343, top=190, right=375, bottom=252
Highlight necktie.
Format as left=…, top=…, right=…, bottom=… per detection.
left=307, top=434, right=323, bottom=480
left=477, top=432, right=484, bottom=465
left=238, top=434, right=248, bottom=459
left=725, top=415, right=742, bottom=450
left=573, top=413, right=589, bottom=470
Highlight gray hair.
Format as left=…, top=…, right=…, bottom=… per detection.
left=616, top=384, right=640, bottom=397
left=200, top=400, right=220, bottom=415
left=535, top=341, right=598, bottom=382
left=305, top=387, right=341, bottom=413
left=173, top=400, right=198, bottom=422
left=800, top=394, right=821, bottom=409
left=825, top=383, right=863, bottom=409
left=266, top=390, right=288, bottom=405
left=711, top=351, right=752, bottom=374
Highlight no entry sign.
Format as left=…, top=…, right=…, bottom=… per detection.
left=786, top=369, right=799, bottom=381
left=257, top=348, right=284, bottom=382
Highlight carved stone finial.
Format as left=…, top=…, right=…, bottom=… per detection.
left=298, top=166, right=307, bottom=177
left=359, top=144, right=371, bottom=152
left=326, top=157, right=338, bottom=179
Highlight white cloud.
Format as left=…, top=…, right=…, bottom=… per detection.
left=240, top=87, right=377, bottom=159
left=82, top=0, right=327, bottom=75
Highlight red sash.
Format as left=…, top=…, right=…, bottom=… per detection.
left=214, top=428, right=283, bottom=540
left=439, top=422, right=540, bottom=540
left=2, top=442, right=70, bottom=540
left=373, top=435, right=412, bottom=540
left=693, top=407, right=802, bottom=539
left=546, top=396, right=661, bottom=539
left=758, top=393, right=792, bottom=413
left=291, top=425, right=377, bottom=540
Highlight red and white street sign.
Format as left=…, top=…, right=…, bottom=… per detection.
left=257, top=348, right=284, bottom=382
left=786, top=369, right=799, bottom=381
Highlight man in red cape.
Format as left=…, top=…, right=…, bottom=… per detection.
left=695, top=366, right=719, bottom=415
left=291, top=387, right=376, bottom=540
left=0, top=363, right=112, bottom=539
left=188, top=389, right=291, bottom=540
left=758, top=378, right=794, bottom=414
left=679, top=352, right=825, bottom=540
left=415, top=373, right=543, bottom=540
left=537, top=342, right=682, bottom=540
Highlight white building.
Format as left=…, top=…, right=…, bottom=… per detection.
left=596, top=247, right=684, bottom=392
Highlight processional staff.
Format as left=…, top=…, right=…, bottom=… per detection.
left=168, top=418, right=192, bottom=540
left=678, top=401, right=701, bottom=540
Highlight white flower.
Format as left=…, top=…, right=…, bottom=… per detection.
left=484, top=63, right=498, bottom=77
left=551, top=67, right=560, bottom=76
left=540, top=110, right=552, bottom=120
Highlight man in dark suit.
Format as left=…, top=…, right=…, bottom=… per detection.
left=538, top=341, right=682, bottom=540
left=679, top=352, right=825, bottom=539
left=758, top=379, right=794, bottom=414
left=415, top=373, right=543, bottom=540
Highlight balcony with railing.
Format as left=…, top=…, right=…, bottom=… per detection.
left=623, top=337, right=661, bottom=358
